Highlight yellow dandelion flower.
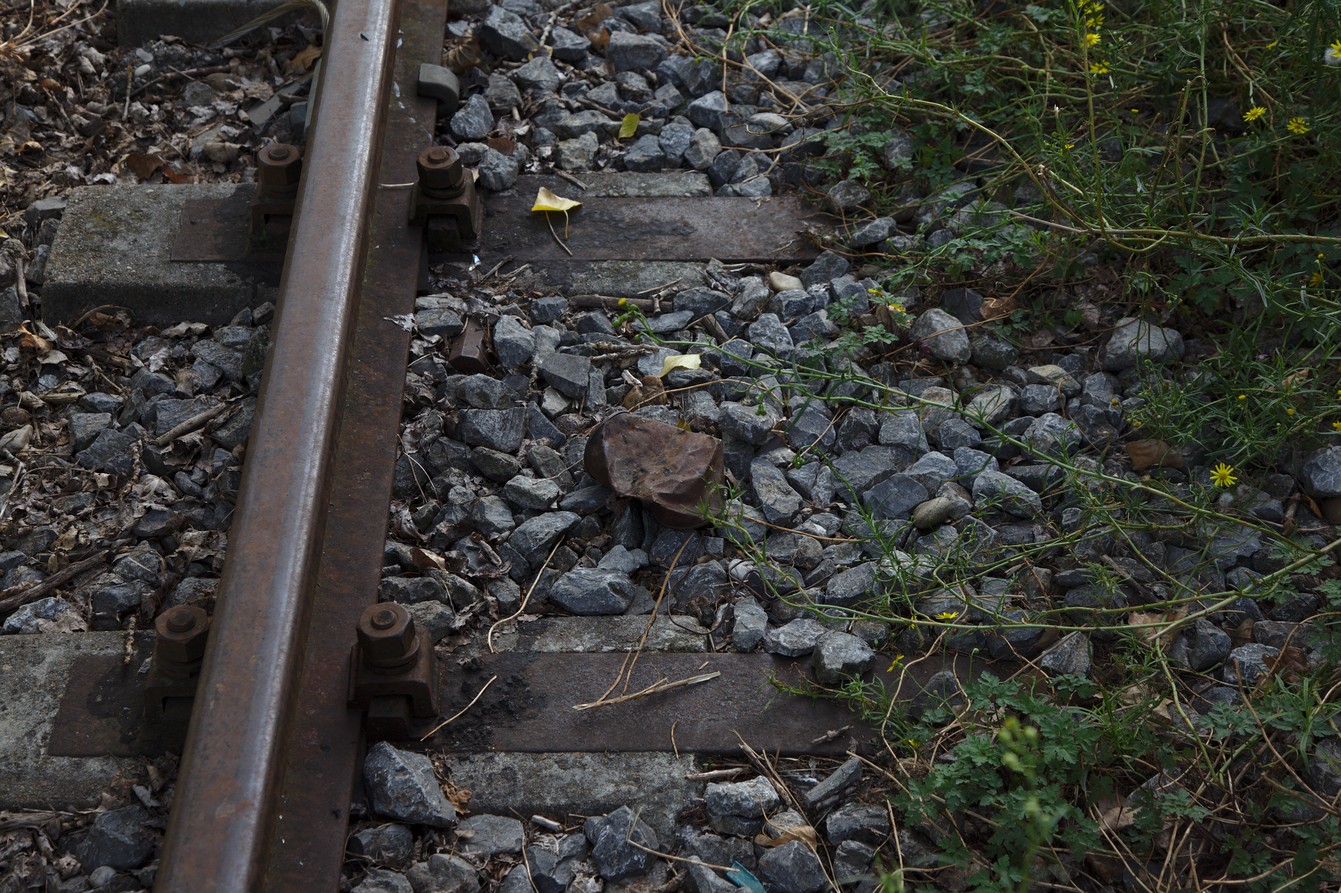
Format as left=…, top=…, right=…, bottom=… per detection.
left=1332, top=420, right=1341, bottom=432
left=1238, top=393, right=1247, bottom=400
left=1086, top=32, right=1101, bottom=46
left=1286, top=407, right=1296, bottom=416
left=934, top=610, right=961, bottom=621
left=1311, top=270, right=1325, bottom=287
left=1089, top=61, right=1110, bottom=74
left=1210, top=463, right=1237, bottom=488
left=1326, top=41, right=1341, bottom=65
left=1243, top=106, right=1266, bottom=123
left=1288, top=116, right=1310, bottom=135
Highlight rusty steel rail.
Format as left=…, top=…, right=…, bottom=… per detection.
left=154, top=0, right=401, bottom=887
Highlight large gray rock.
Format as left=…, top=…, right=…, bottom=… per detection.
left=584, top=806, right=659, bottom=880
left=450, top=94, right=494, bottom=141
left=363, top=742, right=457, bottom=829
left=705, top=776, right=780, bottom=836
left=479, top=5, right=540, bottom=60
left=1168, top=618, right=1232, bottom=671
left=1221, top=643, right=1280, bottom=687
left=605, top=31, right=668, bottom=70
left=493, top=316, right=535, bottom=368
left=1038, top=631, right=1091, bottom=677
left=971, top=468, right=1042, bottom=518
left=909, top=308, right=971, bottom=363
left=459, top=407, right=526, bottom=453
left=508, top=512, right=581, bottom=566
left=1299, top=447, right=1341, bottom=497
left=406, top=854, right=480, bottom=893
left=457, top=814, right=525, bottom=857
left=764, top=618, right=828, bottom=657
left=750, top=459, right=803, bottom=524
left=79, top=806, right=156, bottom=871
left=547, top=567, right=643, bottom=615
left=477, top=148, right=520, bottom=191
left=757, top=840, right=828, bottom=893
left=354, top=869, right=413, bottom=893
left=812, top=632, right=875, bottom=683
left=731, top=596, right=768, bottom=651
left=1100, top=318, right=1185, bottom=371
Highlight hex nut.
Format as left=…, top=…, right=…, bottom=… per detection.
left=357, top=602, right=420, bottom=670
left=154, top=606, right=210, bottom=665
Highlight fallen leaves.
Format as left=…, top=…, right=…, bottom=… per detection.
left=532, top=187, right=582, bottom=255
left=1125, top=438, right=1184, bottom=471
left=656, top=353, right=701, bottom=377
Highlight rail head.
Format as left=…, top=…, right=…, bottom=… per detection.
left=153, top=0, right=401, bottom=888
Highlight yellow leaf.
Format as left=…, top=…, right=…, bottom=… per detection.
left=531, top=187, right=581, bottom=213
left=619, top=113, right=640, bottom=139
left=289, top=43, right=323, bottom=73
left=657, top=354, right=701, bottom=377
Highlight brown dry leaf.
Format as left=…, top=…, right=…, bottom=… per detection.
left=981, top=294, right=1018, bottom=320
left=576, top=1, right=612, bottom=33
left=122, top=152, right=164, bottom=182
left=1125, top=438, right=1184, bottom=471
left=755, top=825, right=818, bottom=848
left=162, top=163, right=195, bottom=184
left=443, top=37, right=481, bottom=73
left=1268, top=646, right=1308, bottom=679
left=289, top=43, right=323, bottom=74
left=17, top=322, right=53, bottom=353
left=1098, top=800, right=1138, bottom=833
left=487, top=135, right=516, bottom=155
left=408, top=547, right=446, bottom=572
left=1281, top=369, right=1310, bottom=390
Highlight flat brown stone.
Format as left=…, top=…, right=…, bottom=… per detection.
left=584, top=413, right=723, bottom=528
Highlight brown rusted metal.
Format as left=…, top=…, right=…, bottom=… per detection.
left=348, top=604, right=439, bottom=741
left=447, top=316, right=492, bottom=373
left=410, top=144, right=484, bottom=249
left=153, top=0, right=401, bottom=885
left=260, top=0, right=446, bottom=883
left=252, top=142, right=302, bottom=244
left=143, top=606, right=210, bottom=723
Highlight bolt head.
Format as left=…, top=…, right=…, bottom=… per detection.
left=357, top=602, right=419, bottom=669
left=257, top=142, right=302, bottom=191
left=417, top=146, right=463, bottom=192
left=154, top=606, right=210, bottom=665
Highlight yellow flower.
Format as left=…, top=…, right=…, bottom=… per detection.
left=886, top=654, right=905, bottom=672
left=1086, top=32, right=1100, bottom=46
left=1238, top=393, right=1248, bottom=400
left=1130, top=420, right=1142, bottom=428
left=1243, top=106, right=1266, bottom=123
left=1089, top=61, right=1110, bottom=74
left=1210, top=463, right=1237, bottom=488
left=1311, top=270, right=1325, bottom=287
left=1332, top=420, right=1341, bottom=432
left=934, top=610, right=961, bottom=621
left=1326, top=41, right=1341, bottom=65
left=1287, top=116, right=1310, bottom=135
left=1286, top=407, right=1296, bottom=416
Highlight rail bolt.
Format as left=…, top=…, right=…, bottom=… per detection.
left=417, top=146, right=464, bottom=194
left=257, top=142, right=303, bottom=195
left=357, top=603, right=421, bottom=673
left=154, top=605, right=210, bottom=666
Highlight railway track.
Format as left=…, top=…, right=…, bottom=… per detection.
left=5, top=0, right=943, bottom=888
left=12, top=0, right=1332, bottom=889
